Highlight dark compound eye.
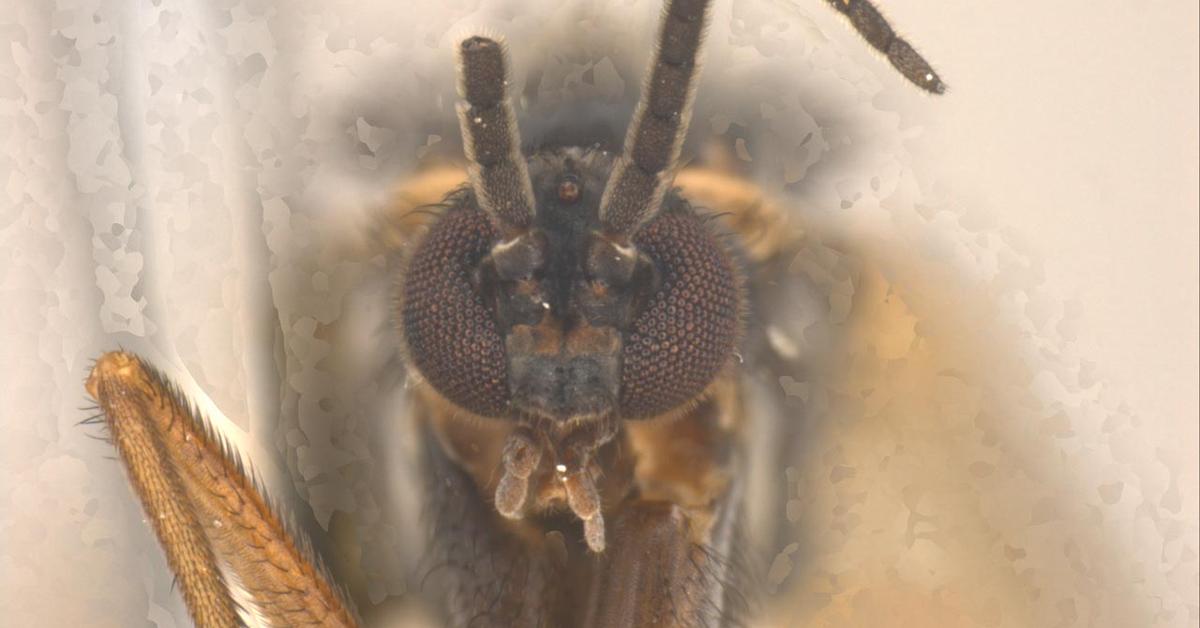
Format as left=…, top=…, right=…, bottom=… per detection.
left=619, top=209, right=741, bottom=419
left=400, top=202, right=510, bottom=417
left=400, top=193, right=742, bottom=422
left=557, top=175, right=582, bottom=204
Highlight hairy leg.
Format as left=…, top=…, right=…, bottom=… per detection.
left=87, top=351, right=359, bottom=628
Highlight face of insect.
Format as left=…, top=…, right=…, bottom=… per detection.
left=396, top=25, right=743, bottom=552
left=400, top=146, right=742, bottom=424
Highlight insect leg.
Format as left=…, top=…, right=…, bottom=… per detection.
left=825, top=0, right=946, bottom=93
left=87, top=353, right=241, bottom=627
left=87, top=351, right=359, bottom=628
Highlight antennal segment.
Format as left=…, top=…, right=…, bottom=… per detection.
left=456, top=36, right=535, bottom=236
left=826, top=0, right=946, bottom=94
left=599, top=0, right=714, bottom=238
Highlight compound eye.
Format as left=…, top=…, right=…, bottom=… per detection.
left=619, top=210, right=741, bottom=418
left=400, top=204, right=510, bottom=417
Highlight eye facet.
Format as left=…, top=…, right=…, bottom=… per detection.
left=619, top=209, right=741, bottom=418
left=400, top=201, right=510, bottom=417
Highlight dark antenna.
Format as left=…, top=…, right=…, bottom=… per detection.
left=825, top=0, right=946, bottom=94
left=598, top=0, right=714, bottom=239
left=456, top=36, right=536, bottom=237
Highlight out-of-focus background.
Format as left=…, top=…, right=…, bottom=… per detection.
left=2, top=0, right=1196, bottom=626
left=893, top=0, right=1199, bottom=479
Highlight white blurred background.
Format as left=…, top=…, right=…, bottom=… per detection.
left=2, top=0, right=1196, bottom=626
